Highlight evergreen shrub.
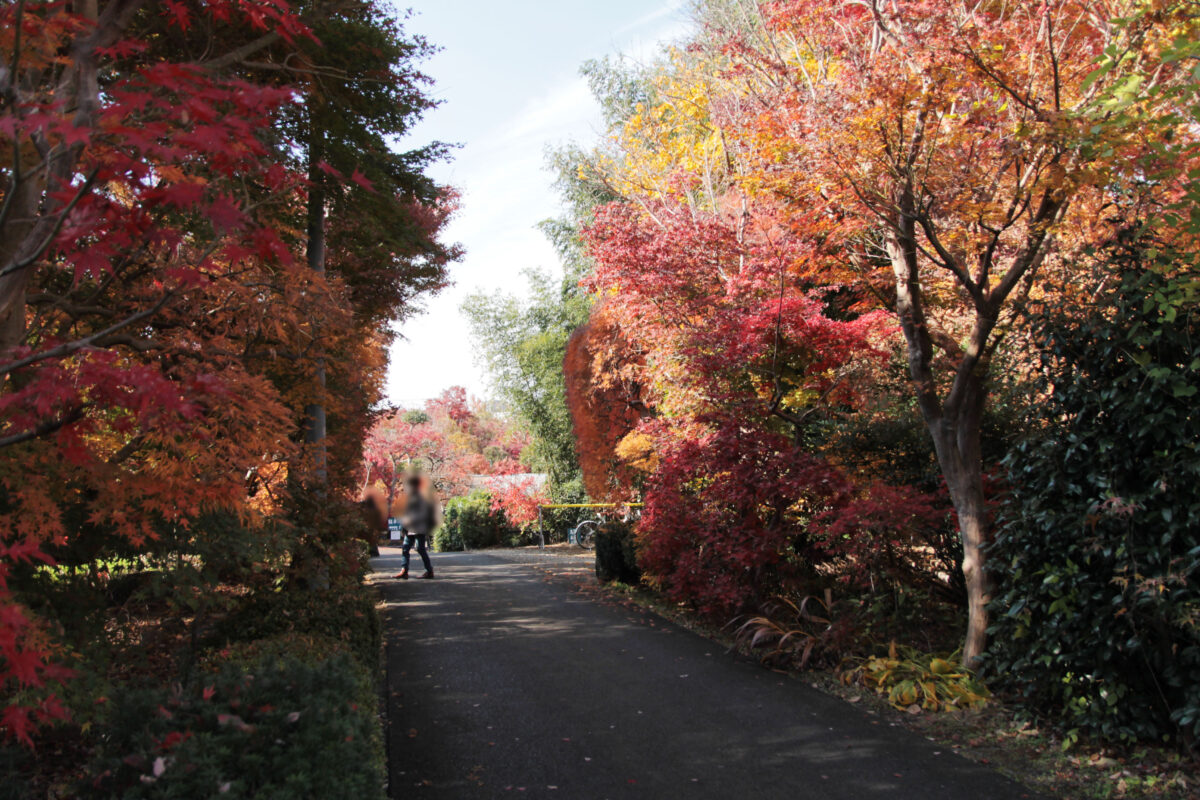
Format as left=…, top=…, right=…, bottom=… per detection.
left=989, top=263, right=1200, bottom=744
left=208, top=588, right=380, bottom=670
left=595, top=522, right=641, bottom=584
left=84, top=654, right=383, bottom=800
left=434, top=490, right=517, bottom=551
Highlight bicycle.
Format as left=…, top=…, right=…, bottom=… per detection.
left=570, top=504, right=642, bottom=549
left=569, top=518, right=602, bottom=549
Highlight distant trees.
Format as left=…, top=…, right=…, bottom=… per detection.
left=462, top=271, right=589, bottom=499
left=361, top=387, right=529, bottom=506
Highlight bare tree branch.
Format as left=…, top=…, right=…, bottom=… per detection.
left=0, top=292, right=173, bottom=376
left=0, top=405, right=86, bottom=450
left=200, top=31, right=283, bottom=71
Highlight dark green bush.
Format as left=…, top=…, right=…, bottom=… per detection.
left=286, top=496, right=375, bottom=589
left=0, top=745, right=31, bottom=800
left=434, top=490, right=516, bottom=551
left=595, top=522, right=641, bottom=584
left=207, top=588, right=381, bottom=670
left=989, top=260, right=1200, bottom=744
left=13, top=512, right=287, bottom=655
left=172, top=511, right=292, bottom=585
left=200, top=632, right=351, bottom=673
left=83, top=653, right=383, bottom=800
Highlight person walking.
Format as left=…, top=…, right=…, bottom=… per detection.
left=395, top=474, right=437, bottom=580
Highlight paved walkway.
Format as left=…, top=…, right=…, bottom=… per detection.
left=373, top=549, right=1040, bottom=800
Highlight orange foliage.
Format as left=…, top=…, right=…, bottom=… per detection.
left=563, top=306, right=648, bottom=501
left=0, top=0, right=457, bottom=745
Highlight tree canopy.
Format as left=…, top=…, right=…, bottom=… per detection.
left=0, top=0, right=457, bottom=745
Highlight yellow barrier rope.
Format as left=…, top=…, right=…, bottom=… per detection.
left=537, top=503, right=643, bottom=509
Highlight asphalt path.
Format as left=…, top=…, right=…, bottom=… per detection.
left=374, top=548, right=1041, bottom=800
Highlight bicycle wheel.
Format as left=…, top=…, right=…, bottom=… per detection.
left=575, top=520, right=599, bottom=549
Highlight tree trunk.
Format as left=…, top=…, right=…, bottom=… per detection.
left=886, top=191, right=994, bottom=669
left=358, top=463, right=372, bottom=498
left=0, top=174, right=46, bottom=351
left=925, top=373, right=991, bottom=669
left=301, top=109, right=327, bottom=487
left=2, top=0, right=137, bottom=349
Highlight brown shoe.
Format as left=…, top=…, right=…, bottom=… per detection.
left=418, top=571, right=434, bottom=579
left=395, top=568, right=408, bottom=580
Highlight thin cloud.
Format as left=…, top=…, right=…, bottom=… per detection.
left=615, top=0, right=688, bottom=36
left=497, top=76, right=596, bottom=145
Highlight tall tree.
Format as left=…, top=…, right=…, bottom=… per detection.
left=692, top=0, right=1194, bottom=664
left=566, top=0, right=1200, bottom=664
left=279, top=0, right=456, bottom=488
left=460, top=60, right=640, bottom=499
left=0, top=0, right=458, bottom=743
left=0, top=0, right=315, bottom=744
left=462, top=270, right=590, bottom=497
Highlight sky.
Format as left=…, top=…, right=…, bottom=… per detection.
left=382, top=0, right=694, bottom=408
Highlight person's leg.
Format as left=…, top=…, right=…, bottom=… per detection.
left=415, top=534, right=433, bottom=577
left=396, top=534, right=414, bottom=578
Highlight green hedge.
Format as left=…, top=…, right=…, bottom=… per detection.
left=85, top=577, right=387, bottom=799
left=434, top=490, right=517, bottom=551
left=989, top=264, right=1200, bottom=744
left=207, top=587, right=381, bottom=670
left=83, top=653, right=383, bottom=800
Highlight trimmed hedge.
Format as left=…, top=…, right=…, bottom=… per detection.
left=85, top=578, right=387, bottom=799
left=207, top=587, right=381, bottom=670
left=83, top=653, right=383, bottom=800
left=595, top=522, right=641, bottom=584
left=434, top=490, right=517, bottom=551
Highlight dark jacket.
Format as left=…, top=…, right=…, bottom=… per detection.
left=403, top=492, right=437, bottom=536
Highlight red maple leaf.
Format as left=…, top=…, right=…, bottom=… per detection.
left=207, top=195, right=246, bottom=233
left=350, top=169, right=375, bottom=192
left=6, top=648, right=45, bottom=687
left=1, top=706, right=34, bottom=747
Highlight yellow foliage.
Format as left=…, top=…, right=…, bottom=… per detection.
left=602, top=49, right=729, bottom=208
left=841, top=645, right=990, bottom=712
left=614, top=430, right=659, bottom=473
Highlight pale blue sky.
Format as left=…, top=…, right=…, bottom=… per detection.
left=383, top=1, right=693, bottom=407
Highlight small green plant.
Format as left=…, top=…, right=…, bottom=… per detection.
left=842, top=643, right=990, bottom=712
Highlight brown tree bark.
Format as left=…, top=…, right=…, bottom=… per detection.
left=300, top=108, right=328, bottom=487
left=1, top=0, right=147, bottom=350
left=886, top=160, right=1064, bottom=666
